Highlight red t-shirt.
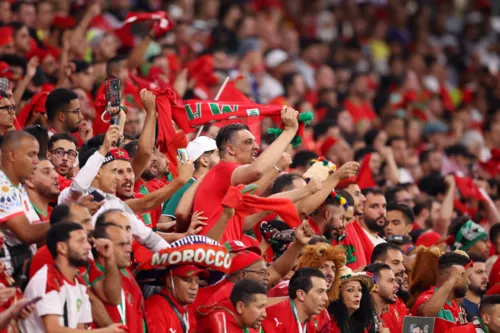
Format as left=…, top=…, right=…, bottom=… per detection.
left=58, top=174, right=73, bottom=191
left=193, top=161, right=241, bottom=242
left=344, top=98, right=377, bottom=124
left=380, top=297, right=408, bottom=333
left=89, top=265, right=145, bottom=333
left=267, top=280, right=289, bottom=298
left=145, top=289, right=197, bottom=333
left=330, top=221, right=368, bottom=270
left=29, top=245, right=89, bottom=282
left=489, top=256, right=500, bottom=286
left=189, top=281, right=226, bottom=314
left=33, top=205, right=53, bottom=222
left=262, top=299, right=322, bottom=333
left=412, top=287, right=468, bottom=332
left=205, top=280, right=233, bottom=306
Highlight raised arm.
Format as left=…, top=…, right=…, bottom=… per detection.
left=296, top=162, right=360, bottom=218
left=174, top=174, right=207, bottom=232
left=130, top=90, right=156, bottom=181
left=230, top=107, right=298, bottom=186
left=91, top=239, right=122, bottom=306
left=435, top=175, right=455, bottom=236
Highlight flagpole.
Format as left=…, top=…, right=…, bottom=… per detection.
left=195, top=76, right=230, bottom=138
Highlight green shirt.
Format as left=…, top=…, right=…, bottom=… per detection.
left=162, top=178, right=195, bottom=218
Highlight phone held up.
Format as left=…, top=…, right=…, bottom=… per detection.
left=177, top=149, right=188, bottom=165
left=105, top=75, right=121, bottom=125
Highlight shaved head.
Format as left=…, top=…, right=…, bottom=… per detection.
left=0, top=130, right=36, bottom=152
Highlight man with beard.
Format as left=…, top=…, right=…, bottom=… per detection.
left=412, top=252, right=470, bottom=332
left=197, top=279, right=268, bottom=333
left=262, top=268, right=329, bottom=333
left=46, top=132, right=78, bottom=185
left=463, top=253, right=489, bottom=322
left=371, top=243, right=411, bottom=330
left=364, top=263, right=400, bottom=332
left=19, top=222, right=125, bottom=332
left=25, top=158, right=60, bottom=221
left=90, top=210, right=146, bottom=332
left=309, top=192, right=346, bottom=238
left=46, top=88, right=92, bottom=142
left=361, top=187, right=387, bottom=247
left=161, top=136, right=219, bottom=223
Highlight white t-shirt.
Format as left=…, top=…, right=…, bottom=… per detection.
left=0, top=170, right=40, bottom=274
left=20, top=265, right=92, bottom=332
left=362, top=227, right=387, bottom=247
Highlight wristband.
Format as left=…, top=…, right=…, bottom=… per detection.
left=273, top=165, right=282, bottom=173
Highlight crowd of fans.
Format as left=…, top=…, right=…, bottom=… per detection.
left=0, top=0, right=499, bottom=332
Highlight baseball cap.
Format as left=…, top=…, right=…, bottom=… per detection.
left=171, top=265, right=209, bottom=279
left=224, top=240, right=261, bottom=255
left=229, top=250, right=264, bottom=274
left=186, top=136, right=217, bottom=161
left=265, top=49, right=289, bottom=69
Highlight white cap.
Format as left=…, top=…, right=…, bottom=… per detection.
left=265, top=49, right=289, bottom=69
left=186, top=136, right=218, bottom=161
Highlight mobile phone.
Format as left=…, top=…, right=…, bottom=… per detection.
left=89, top=190, right=105, bottom=203
left=105, top=76, right=121, bottom=125
left=22, top=296, right=42, bottom=310
left=177, top=149, right=188, bottom=164
left=387, top=235, right=412, bottom=245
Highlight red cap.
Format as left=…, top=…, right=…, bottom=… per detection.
left=30, top=92, right=49, bottom=113
left=0, top=27, right=13, bottom=47
left=171, top=265, right=209, bottom=278
left=336, top=177, right=357, bottom=190
left=416, top=231, right=444, bottom=247
left=0, top=61, right=21, bottom=81
left=320, top=136, right=338, bottom=156
left=224, top=240, right=261, bottom=255
left=103, top=148, right=130, bottom=165
left=486, top=283, right=500, bottom=295
left=229, top=250, right=263, bottom=274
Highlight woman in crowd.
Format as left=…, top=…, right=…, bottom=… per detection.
left=326, top=267, right=376, bottom=333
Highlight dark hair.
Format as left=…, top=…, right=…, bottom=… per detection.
left=448, top=216, right=472, bottom=238
left=24, top=125, right=49, bottom=159
left=362, top=187, right=385, bottom=197
left=50, top=204, right=72, bottom=225
left=215, top=123, right=249, bottom=154
left=78, top=134, right=105, bottom=167
left=364, top=263, right=392, bottom=281
left=490, top=224, right=500, bottom=246
left=46, top=222, right=84, bottom=258
left=387, top=203, right=415, bottom=224
left=48, top=132, right=78, bottom=150
left=385, top=185, right=406, bottom=205
left=467, top=252, right=486, bottom=263
left=12, top=1, right=35, bottom=14
left=230, top=279, right=267, bottom=308
left=46, top=88, right=78, bottom=122
left=336, top=190, right=354, bottom=206
left=271, top=173, right=304, bottom=194
left=9, top=21, right=26, bottom=33
left=123, top=140, right=138, bottom=158
left=418, top=174, right=447, bottom=197
left=419, top=149, right=438, bottom=164
left=354, top=147, right=375, bottom=163
left=94, top=209, right=124, bottom=236
left=413, top=194, right=433, bottom=217
left=282, top=72, right=301, bottom=96
left=313, top=121, right=336, bottom=141
left=370, top=243, right=402, bottom=264
left=438, top=252, right=470, bottom=270
left=0, top=54, right=27, bottom=72
left=328, top=282, right=375, bottom=333
left=106, top=55, right=127, bottom=77
left=0, top=89, right=7, bottom=98
left=291, top=150, right=318, bottom=169
left=71, top=60, right=90, bottom=74
left=479, top=295, right=500, bottom=315
left=288, top=268, right=325, bottom=299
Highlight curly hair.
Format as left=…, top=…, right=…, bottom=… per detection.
left=407, top=246, right=442, bottom=309
left=295, top=244, right=346, bottom=301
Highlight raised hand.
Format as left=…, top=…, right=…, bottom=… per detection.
left=187, top=211, right=208, bottom=235
left=177, top=158, right=195, bottom=184
left=276, top=152, right=292, bottom=172
left=140, top=89, right=157, bottom=114
left=101, top=125, right=121, bottom=153
left=77, top=195, right=103, bottom=214
left=306, top=177, right=322, bottom=194
left=281, top=106, right=299, bottom=132
left=334, top=161, right=360, bottom=180
left=92, top=238, right=115, bottom=260
left=294, top=220, right=315, bottom=245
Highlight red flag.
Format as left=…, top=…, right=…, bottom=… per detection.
left=356, top=154, right=377, bottom=189
left=217, top=79, right=262, bottom=146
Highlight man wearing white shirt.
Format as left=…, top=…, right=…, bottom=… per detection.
left=360, top=187, right=387, bottom=247
left=58, top=125, right=170, bottom=253
left=0, top=131, right=49, bottom=277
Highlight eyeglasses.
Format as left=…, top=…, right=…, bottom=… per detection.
left=65, top=108, right=81, bottom=116
left=51, top=148, right=78, bottom=159
left=0, top=105, right=15, bottom=115
left=242, top=269, right=268, bottom=277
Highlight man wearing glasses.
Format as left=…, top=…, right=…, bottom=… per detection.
left=0, top=89, right=15, bottom=135
left=45, top=88, right=92, bottom=143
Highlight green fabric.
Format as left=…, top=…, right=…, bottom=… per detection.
left=452, top=220, right=488, bottom=251
left=162, top=178, right=195, bottom=217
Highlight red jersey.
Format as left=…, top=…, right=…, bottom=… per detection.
left=262, top=299, right=322, bottom=333
left=193, top=161, right=242, bottom=242
left=412, top=287, right=468, bottom=332
left=89, top=264, right=145, bottom=333
left=330, top=221, right=369, bottom=270
left=188, top=281, right=226, bottom=314
left=268, top=280, right=290, bottom=298
left=489, top=256, right=500, bottom=286
left=29, top=245, right=89, bottom=283
left=196, top=297, right=259, bottom=333
left=133, top=192, right=157, bottom=229
left=205, top=280, right=233, bottom=307
left=58, top=174, right=72, bottom=191
left=344, top=98, right=377, bottom=123
left=145, top=289, right=197, bottom=333
left=380, top=297, right=408, bottom=333
left=31, top=204, right=53, bottom=222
